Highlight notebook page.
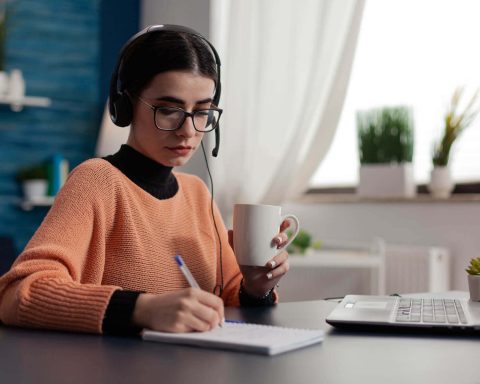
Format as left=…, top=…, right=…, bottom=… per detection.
left=142, top=322, right=324, bottom=355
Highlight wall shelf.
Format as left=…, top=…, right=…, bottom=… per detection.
left=0, top=94, right=51, bottom=111
left=295, top=193, right=480, bottom=204
left=19, top=196, right=55, bottom=211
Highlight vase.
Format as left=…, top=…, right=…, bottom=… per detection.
left=468, top=274, right=480, bottom=301
left=22, top=179, right=48, bottom=201
left=428, top=166, right=454, bottom=198
left=0, top=71, right=8, bottom=95
left=357, top=163, right=416, bottom=198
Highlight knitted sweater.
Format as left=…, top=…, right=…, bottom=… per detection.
left=0, top=158, right=243, bottom=333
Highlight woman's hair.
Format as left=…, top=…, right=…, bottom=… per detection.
left=119, top=31, right=219, bottom=96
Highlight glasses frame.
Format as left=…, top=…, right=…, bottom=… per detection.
left=135, top=95, right=223, bottom=132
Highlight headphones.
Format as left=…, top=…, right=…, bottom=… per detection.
left=109, top=24, right=222, bottom=157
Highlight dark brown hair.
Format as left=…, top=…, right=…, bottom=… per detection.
left=119, top=31, right=218, bottom=96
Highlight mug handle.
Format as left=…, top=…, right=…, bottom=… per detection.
left=274, top=214, right=300, bottom=256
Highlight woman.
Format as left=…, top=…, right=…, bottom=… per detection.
left=0, top=25, right=290, bottom=335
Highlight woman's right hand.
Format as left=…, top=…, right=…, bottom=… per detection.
left=132, top=288, right=224, bottom=333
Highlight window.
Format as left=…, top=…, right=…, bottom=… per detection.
left=310, top=0, right=480, bottom=188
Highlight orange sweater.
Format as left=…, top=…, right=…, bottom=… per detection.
left=0, top=159, right=242, bottom=333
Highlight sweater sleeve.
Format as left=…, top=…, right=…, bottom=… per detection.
left=102, top=290, right=143, bottom=335
left=0, top=162, right=121, bottom=333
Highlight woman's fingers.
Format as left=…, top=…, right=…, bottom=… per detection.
left=136, top=288, right=225, bottom=333
left=195, top=288, right=225, bottom=324
left=272, top=232, right=289, bottom=248
left=181, top=304, right=222, bottom=332
left=272, top=219, right=293, bottom=248
left=266, top=259, right=289, bottom=280
left=265, top=250, right=289, bottom=279
left=266, top=249, right=289, bottom=269
left=279, top=219, right=291, bottom=232
left=181, top=289, right=224, bottom=331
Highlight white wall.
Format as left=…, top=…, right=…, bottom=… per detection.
left=140, top=0, right=213, bottom=183
left=141, top=0, right=211, bottom=36
left=284, top=201, right=480, bottom=291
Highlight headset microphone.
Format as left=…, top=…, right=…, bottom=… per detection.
left=212, top=128, right=220, bottom=157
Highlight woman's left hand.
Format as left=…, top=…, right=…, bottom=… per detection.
left=228, top=220, right=291, bottom=298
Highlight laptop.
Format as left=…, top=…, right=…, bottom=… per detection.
left=326, top=294, right=480, bottom=333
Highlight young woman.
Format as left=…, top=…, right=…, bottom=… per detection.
left=0, top=25, right=290, bottom=335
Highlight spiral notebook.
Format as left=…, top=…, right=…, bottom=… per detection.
left=142, top=321, right=324, bottom=356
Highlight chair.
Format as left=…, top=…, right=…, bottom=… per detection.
left=0, top=236, right=17, bottom=276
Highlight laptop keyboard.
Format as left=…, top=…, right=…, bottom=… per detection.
left=395, top=298, right=468, bottom=324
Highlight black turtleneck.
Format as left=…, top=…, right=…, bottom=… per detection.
left=103, top=144, right=178, bottom=200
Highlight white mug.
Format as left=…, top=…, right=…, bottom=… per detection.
left=233, top=204, right=300, bottom=266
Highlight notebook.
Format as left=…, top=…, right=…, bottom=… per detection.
left=326, top=294, right=480, bottom=333
left=142, top=321, right=324, bottom=355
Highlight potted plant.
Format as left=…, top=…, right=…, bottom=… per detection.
left=357, top=106, right=415, bottom=198
left=466, top=257, right=480, bottom=301
left=286, top=229, right=322, bottom=255
left=16, top=163, right=49, bottom=201
left=429, top=87, right=480, bottom=198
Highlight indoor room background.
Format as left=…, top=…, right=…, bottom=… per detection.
left=0, top=0, right=479, bottom=298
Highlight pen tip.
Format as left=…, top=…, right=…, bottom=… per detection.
left=174, top=255, right=183, bottom=266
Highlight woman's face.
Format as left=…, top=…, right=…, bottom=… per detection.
left=127, top=70, right=216, bottom=167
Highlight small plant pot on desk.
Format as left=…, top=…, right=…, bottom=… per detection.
left=466, top=257, right=480, bottom=301
left=468, top=274, right=480, bottom=301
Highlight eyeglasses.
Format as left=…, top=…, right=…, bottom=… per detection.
left=135, top=96, right=222, bottom=132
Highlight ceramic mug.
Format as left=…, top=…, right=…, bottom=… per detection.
left=233, top=204, right=300, bottom=266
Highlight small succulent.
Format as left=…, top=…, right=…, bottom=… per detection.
left=466, top=257, right=480, bottom=275
left=286, top=229, right=322, bottom=255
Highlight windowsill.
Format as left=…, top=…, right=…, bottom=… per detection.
left=294, top=193, right=480, bottom=204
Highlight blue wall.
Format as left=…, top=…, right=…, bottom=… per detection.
left=0, top=0, right=139, bottom=255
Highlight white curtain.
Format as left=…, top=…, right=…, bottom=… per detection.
left=209, top=0, right=365, bottom=222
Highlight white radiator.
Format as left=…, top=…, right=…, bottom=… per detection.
left=384, top=244, right=450, bottom=294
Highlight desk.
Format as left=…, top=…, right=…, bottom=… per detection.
left=0, top=297, right=478, bottom=384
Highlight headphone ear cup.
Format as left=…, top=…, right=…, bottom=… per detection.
left=110, top=94, right=133, bottom=127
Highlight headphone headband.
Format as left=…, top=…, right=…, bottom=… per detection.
left=109, top=24, right=222, bottom=156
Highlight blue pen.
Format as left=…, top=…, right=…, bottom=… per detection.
left=175, top=255, right=200, bottom=288
left=175, top=255, right=224, bottom=327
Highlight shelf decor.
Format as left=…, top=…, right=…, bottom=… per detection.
left=0, top=2, right=50, bottom=111
left=16, top=154, right=69, bottom=211
left=429, top=87, right=480, bottom=198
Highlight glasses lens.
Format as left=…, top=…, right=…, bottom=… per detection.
left=154, top=107, right=185, bottom=130
left=193, top=109, right=221, bottom=132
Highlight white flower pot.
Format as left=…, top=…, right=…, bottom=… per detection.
left=428, top=166, right=454, bottom=198
left=0, top=71, right=9, bottom=95
left=8, top=69, right=25, bottom=100
left=468, top=274, right=480, bottom=301
left=22, top=179, right=48, bottom=201
left=357, top=163, right=416, bottom=198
